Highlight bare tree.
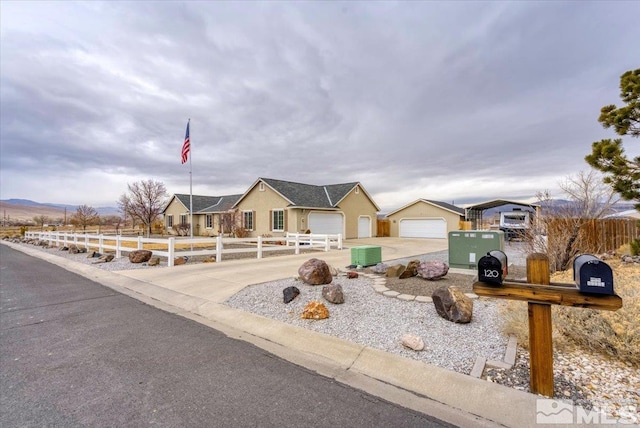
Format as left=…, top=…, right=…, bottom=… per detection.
left=32, top=215, right=49, bottom=231
left=533, top=170, right=619, bottom=271
left=119, top=179, right=168, bottom=237
left=70, top=205, right=100, bottom=232
left=101, top=215, right=123, bottom=233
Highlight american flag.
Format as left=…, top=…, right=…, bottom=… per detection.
left=181, top=121, right=190, bottom=164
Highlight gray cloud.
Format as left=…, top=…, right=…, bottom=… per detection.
left=1, top=1, right=638, bottom=211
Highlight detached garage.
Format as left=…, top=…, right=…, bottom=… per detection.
left=386, top=199, right=465, bottom=239
left=399, top=218, right=446, bottom=238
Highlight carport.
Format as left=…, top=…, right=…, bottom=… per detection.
left=465, top=199, right=540, bottom=230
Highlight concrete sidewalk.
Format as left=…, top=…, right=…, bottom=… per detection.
left=2, top=238, right=549, bottom=428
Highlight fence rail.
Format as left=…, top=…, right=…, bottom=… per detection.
left=24, top=231, right=343, bottom=267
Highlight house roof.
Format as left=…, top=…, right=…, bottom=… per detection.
left=385, top=199, right=465, bottom=218
left=235, top=177, right=380, bottom=210
left=165, top=194, right=242, bottom=214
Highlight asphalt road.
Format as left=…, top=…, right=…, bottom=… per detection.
left=0, top=245, right=454, bottom=427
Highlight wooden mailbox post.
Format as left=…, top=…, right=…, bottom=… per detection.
left=473, top=253, right=623, bottom=397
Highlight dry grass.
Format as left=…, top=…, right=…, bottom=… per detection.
left=500, top=258, right=640, bottom=365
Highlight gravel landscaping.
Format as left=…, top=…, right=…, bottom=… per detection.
left=226, top=274, right=509, bottom=373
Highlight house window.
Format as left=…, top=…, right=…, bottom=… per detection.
left=243, top=211, right=254, bottom=231
left=272, top=209, right=284, bottom=232
left=205, top=214, right=213, bottom=229
left=180, top=214, right=188, bottom=226
left=166, top=215, right=173, bottom=228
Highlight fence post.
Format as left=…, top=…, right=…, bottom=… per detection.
left=137, top=236, right=143, bottom=250
left=216, top=235, right=223, bottom=262
left=99, top=234, right=104, bottom=253
left=116, top=235, right=121, bottom=259
left=168, top=237, right=175, bottom=267
left=527, top=253, right=554, bottom=397
left=84, top=234, right=89, bottom=250
left=257, top=236, right=263, bottom=259
left=325, top=235, right=330, bottom=252
left=337, top=234, right=343, bottom=250
left=63, top=233, right=68, bottom=247
left=295, top=234, right=300, bottom=255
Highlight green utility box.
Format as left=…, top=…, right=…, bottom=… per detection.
left=351, top=245, right=382, bottom=267
left=448, top=231, right=505, bottom=270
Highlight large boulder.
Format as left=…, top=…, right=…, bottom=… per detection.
left=298, top=258, right=333, bottom=285
left=400, top=259, right=421, bottom=279
left=372, top=263, right=388, bottom=274
left=322, top=283, right=344, bottom=304
left=417, top=260, right=449, bottom=280
left=301, top=301, right=329, bottom=320
left=386, top=264, right=406, bottom=278
left=129, top=249, right=152, bottom=263
left=431, top=286, right=473, bottom=323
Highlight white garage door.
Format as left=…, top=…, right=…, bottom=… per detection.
left=358, top=217, right=371, bottom=238
left=399, top=219, right=447, bottom=238
left=308, top=212, right=343, bottom=235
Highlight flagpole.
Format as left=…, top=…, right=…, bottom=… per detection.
left=188, top=118, right=193, bottom=248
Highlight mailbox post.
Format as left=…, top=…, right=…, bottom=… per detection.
left=473, top=253, right=622, bottom=397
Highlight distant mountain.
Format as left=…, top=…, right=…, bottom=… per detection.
left=0, top=199, right=119, bottom=222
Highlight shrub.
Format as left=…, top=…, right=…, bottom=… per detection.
left=500, top=258, right=639, bottom=365
left=630, top=238, right=640, bottom=256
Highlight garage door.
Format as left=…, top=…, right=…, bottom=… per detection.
left=308, top=212, right=343, bottom=235
left=399, top=219, right=446, bottom=238
left=358, top=217, right=371, bottom=238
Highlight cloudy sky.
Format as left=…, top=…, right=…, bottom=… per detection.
left=1, top=1, right=638, bottom=212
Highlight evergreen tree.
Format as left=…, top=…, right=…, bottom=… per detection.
left=585, top=68, right=639, bottom=209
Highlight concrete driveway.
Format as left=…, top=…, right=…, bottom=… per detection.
left=114, top=237, right=448, bottom=303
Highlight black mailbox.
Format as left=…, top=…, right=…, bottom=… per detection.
left=573, top=254, right=614, bottom=295
left=478, top=250, right=508, bottom=285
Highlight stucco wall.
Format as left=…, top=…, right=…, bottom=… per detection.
left=336, top=185, right=378, bottom=239
left=234, top=184, right=290, bottom=237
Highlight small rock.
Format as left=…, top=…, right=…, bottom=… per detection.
left=401, top=334, right=425, bottom=351
left=148, top=257, right=160, bottom=266
left=173, top=256, right=187, bottom=266
left=202, top=256, right=216, bottom=263
left=328, top=265, right=339, bottom=277
left=346, top=271, right=359, bottom=279
left=301, top=301, right=329, bottom=320
left=283, top=286, right=300, bottom=304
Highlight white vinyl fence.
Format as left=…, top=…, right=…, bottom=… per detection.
left=24, top=231, right=342, bottom=267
